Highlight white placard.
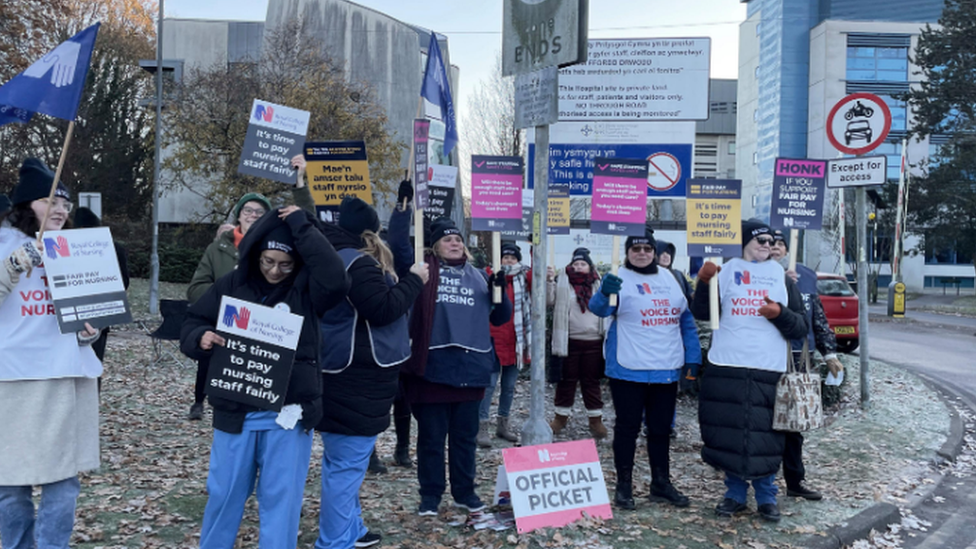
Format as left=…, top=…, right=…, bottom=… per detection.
left=428, top=164, right=458, bottom=188
left=249, top=99, right=310, bottom=135
left=826, top=155, right=887, bottom=188
left=557, top=38, right=711, bottom=121
left=217, top=295, right=303, bottom=350
left=43, top=227, right=125, bottom=299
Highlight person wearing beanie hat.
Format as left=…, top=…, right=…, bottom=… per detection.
left=769, top=231, right=842, bottom=502
left=181, top=205, right=349, bottom=549
left=589, top=225, right=702, bottom=510
left=545, top=245, right=608, bottom=440
left=185, top=192, right=271, bottom=420
left=389, top=209, right=512, bottom=517
left=478, top=240, right=531, bottom=447
left=312, top=198, right=429, bottom=549
left=0, top=159, right=101, bottom=549
left=691, top=220, right=809, bottom=522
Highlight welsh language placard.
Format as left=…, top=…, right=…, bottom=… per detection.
left=305, top=140, right=372, bottom=223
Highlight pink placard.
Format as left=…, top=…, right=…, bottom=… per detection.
left=591, top=176, right=646, bottom=224
left=470, top=155, right=524, bottom=231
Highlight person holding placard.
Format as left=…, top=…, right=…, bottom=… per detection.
left=691, top=219, right=809, bottom=522
left=545, top=247, right=609, bottom=439
left=479, top=241, right=531, bottom=447
left=588, top=226, right=702, bottom=510
left=396, top=217, right=512, bottom=517
left=0, top=158, right=103, bottom=549
left=770, top=230, right=842, bottom=502
left=313, top=197, right=429, bottom=549
left=180, top=206, right=349, bottom=549
left=186, top=192, right=273, bottom=421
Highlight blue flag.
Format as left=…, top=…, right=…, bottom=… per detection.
left=420, top=32, right=458, bottom=157
left=0, top=23, right=100, bottom=125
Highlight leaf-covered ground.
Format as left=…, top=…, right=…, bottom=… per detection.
left=66, top=280, right=951, bottom=549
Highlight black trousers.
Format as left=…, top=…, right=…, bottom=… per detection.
left=193, top=356, right=210, bottom=405
left=609, top=378, right=677, bottom=474
left=783, top=431, right=805, bottom=488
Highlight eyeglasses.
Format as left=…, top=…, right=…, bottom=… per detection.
left=259, top=256, right=294, bottom=274
left=241, top=206, right=267, bottom=217
left=755, top=237, right=775, bottom=246
left=37, top=198, right=73, bottom=213
left=630, top=245, right=654, bottom=253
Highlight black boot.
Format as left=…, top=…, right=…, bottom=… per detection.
left=613, top=468, right=636, bottom=510
left=367, top=446, right=387, bottom=474
left=649, top=466, right=690, bottom=508
left=393, top=413, right=412, bottom=467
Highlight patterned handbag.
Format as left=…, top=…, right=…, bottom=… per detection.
left=773, top=341, right=824, bottom=432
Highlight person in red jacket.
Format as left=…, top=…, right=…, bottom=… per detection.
left=478, top=242, right=530, bottom=447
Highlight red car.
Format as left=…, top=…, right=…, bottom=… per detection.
left=817, top=273, right=859, bottom=353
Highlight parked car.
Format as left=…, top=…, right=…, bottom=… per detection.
left=817, top=272, right=859, bottom=353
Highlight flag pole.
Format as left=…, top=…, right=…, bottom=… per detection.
left=36, top=121, right=76, bottom=244
left=411, top=97, right=424, bottom=265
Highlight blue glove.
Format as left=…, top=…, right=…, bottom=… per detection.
left=600, top=273, right=623, bottom=296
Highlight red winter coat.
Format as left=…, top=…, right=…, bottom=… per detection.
left=489, top=268, right=532, bottom=367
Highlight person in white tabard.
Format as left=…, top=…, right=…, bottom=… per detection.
left=589, top=225, right=702, bottom=511
left=691, top=219, right=809, bottom=523
left=0, top=158, right=103, bottom=549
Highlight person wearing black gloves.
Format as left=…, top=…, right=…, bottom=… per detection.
left=691, top=219, right=809, bottom=522
left=180, top=206, right=349, bottom=548
left=393, top=216, right=512, bottom=517
left=588, top=226, right=701, bottom=510
left=314, top=197, right=429, bottom=549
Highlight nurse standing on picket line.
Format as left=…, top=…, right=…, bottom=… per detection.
left=589, top=225, right=701, bottom=511
left=0, top=158, right=102, bottom=549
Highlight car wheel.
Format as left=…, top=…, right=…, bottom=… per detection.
left=837, top=338, right=859, bottom=354
left=845, top=135, right=851, bottom=145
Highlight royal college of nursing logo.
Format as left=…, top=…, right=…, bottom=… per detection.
left=43, top=235, right=70, bottom=260
left=734, top=271, right=751, bottom=286
left=223, top=304, right=251, bottom=330
left=253, top=104, right=274, bottom=122
left=635, top=282, right=653, bottom=295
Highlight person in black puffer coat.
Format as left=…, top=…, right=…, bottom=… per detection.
left=180, top=206, right=349, bottom=549
left=691, top=219, right=808, bottom=523
left=313, top=197, right=429, bottom=549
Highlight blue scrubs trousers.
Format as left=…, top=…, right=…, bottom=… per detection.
left=724, top=472, right=778, bottom=506
left=314, top=432, right=377, bottom=549
left=199, top=412, right=314, bottom=549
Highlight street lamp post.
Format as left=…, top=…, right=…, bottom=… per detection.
left=148, top=0, right=164, bottom=315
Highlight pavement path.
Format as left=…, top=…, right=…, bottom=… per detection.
left=863, top=313, right=976, bottom=549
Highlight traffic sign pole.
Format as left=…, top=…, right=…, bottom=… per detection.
left=856, top=186, right=870, bottom=408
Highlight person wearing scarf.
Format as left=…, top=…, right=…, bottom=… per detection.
left=589, top=225, right=702, bottom=510
left=478, top=241, right=531, bottom=447
left=545, top=247, right=609, bottom=439
left=692, top=219, right=809, bottom=522
left=398, top=217, right=512, bottom=517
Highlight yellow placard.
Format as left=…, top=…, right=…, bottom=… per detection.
left=547, top=196, right=570, bottom=234
left=686, top=179, right=742, bottom=257
left=305, top=141, right=372, bottom=206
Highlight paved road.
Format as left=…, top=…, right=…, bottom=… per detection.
left=864, top=315, right=976, bottom=549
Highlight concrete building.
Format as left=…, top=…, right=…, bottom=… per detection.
left=736, top=0, right=970, bottom=291
left=158, top=0, right=459, bottom=225
left=694, top=78, right=737, bottom=180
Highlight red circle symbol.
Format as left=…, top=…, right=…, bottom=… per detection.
left=826, top=92, right=892, bottom=156
left=646, top=152, right=681, bottom=192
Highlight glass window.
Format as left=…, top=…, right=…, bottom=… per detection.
left=878, top=95, right=907, bottom=131
left=927, top=142, right=943, bottom=170
left=846, top=46, right=908, bottom=81
left=728, top=141, right=736, bottom=155
left=817, top=277, right=856, bottom=297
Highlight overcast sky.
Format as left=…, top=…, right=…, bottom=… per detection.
left=166, top=0, right=747, bottom=120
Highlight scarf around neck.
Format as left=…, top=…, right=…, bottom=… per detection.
left=567, top=268, right=599, bottom=313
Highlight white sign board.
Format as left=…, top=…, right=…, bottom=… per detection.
left=826, top=93, right=892, bottom=156
left=558, top=38, right=711, bottom=121
left=827, top=155, right=888, bottom=188
left=502, top=0, right=587, bottom=77
left=515, top=66, right=560, bottom=129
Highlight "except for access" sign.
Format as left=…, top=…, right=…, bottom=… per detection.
left=826, top=155, right=888, bottom=188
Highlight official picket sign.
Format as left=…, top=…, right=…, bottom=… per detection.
left=42, top=227, right=131, bottom=334
left=304, top=141, right=372, bottom=223
left=686, top=178, right=742, bottom=257
left=590, top=157, right=648, bottom=236
left=426, top=164, right=458, bottom=220
left=548, top=183, right=571, bottom=235
left=500, top=440, right=611, bottom=533
left=558, top=38, right=711, bottom=121
left=826, top=155, right=887, bottom=188
left=238, top=99, right=310, bottom=184
left=207, top=296, right=303, bottom=412
left=413, top=119, right=431, bottom=208
left=471, top=155, right=524, bottom=231
left=769, top=158, right=826, bottom=230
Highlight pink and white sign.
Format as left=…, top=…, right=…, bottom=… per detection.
left=590, top=157, right=648, bottom=236
left=501, top=439, right=612, bottom=533
left=471, top=155, right=524, bottom=231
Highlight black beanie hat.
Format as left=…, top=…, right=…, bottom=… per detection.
left=12, top=158, right=69, bottom=206
left=260, top=224, right=296, bottom=258
left=625, top=224, right=656, bottom=252
left=0, top=194, right=10, bottom=216
left=742, top=218, right=772, bottom=247
left=430, top=216, right=460, bottom=244
left=338, top=196, right=380, bottom=236
left=773, top=230, right=787, bottom=249
left=569, top=247, right=595, bottom=269
left=74, top=206, right=101, bottom=228
left=500, top=241, right=521, bottom=262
